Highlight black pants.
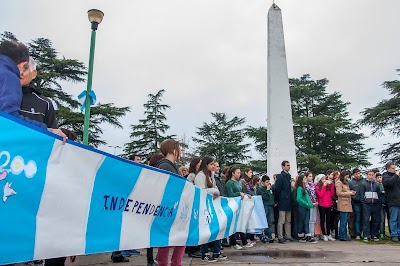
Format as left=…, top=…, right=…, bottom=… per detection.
left=229, top=233, right=248, bottom=246
left=44, top=257, right=66, bottom=266
left=363, top=204, right=381, bottom=238
left=319, top=206, right=333, bottom=235
left=147, top=248, right=154, bottom=263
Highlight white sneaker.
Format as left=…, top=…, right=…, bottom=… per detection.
left=323, top=235, right=328, bottom=242
left=328, top=235, right=336, bottom=241
left=233, top=244, right=243, bottom=250
left=243, top=242, right=254, bottom=248
left=356, top=236, right=361, bottom=240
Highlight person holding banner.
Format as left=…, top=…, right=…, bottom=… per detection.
left=194, top=156, right=227, bottom=262
left=225, top=166, right=254, bottom=250
left=155, top=139, right=186, bottom=266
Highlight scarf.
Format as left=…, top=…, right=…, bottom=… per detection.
left=306, top=181, right=317, bottom=203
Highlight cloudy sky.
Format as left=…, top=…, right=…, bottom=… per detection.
left=1, top=0, right=399, bottom=167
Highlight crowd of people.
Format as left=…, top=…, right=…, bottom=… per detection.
left=1, top=40, right=400, bottom=266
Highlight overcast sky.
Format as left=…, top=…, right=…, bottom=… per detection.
left=1, top=0, right=399, bottom=167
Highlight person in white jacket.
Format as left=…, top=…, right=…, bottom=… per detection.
left=194, top=156, right=226, bottom=262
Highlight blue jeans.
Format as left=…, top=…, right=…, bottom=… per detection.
left=201, top=240, right=221, bottom=256
left=389, top=206, right=400, bottom=237
left=264, top=205, right=275, bottom=238
left=363, top=204, right=381, bottom=238
left=353, top=204, right=362, bottom=236
left=340, top=212, right=350, bottom=240
left=297, top=206, right=310, bottom=236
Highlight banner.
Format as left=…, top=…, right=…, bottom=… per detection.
left=0, top=112, right=267, bottom=264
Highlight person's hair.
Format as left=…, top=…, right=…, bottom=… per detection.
left=261, top=175, right=270, bottom=182
left=385, top=161, right=395, bottom=170
left=225, top=166, right=240, bottom=183
left=159, top=139, right=180, bottom=157
left=148, top=153, right=164, bottom=167
left=281, top=160, right=289, bottom=167
left=317, top=177, right=324, bottom=191
left=367, top=169, right=375, bottom=175
left=128, top=154, right=140, bottom=161
left=332, top=170, right=340, bottom=179
left=28, top=57, right=36, bottom=71
left=305, top=171, right=313, bottom=181
left=295, top=174, right=306, bottom=195
left=339, top=170, right=350, bottom=184
left=326, top=170, right=333, bottom=176
left=60, top=128, right=77, bottom=141
left=222, top=166, right=230, bottom=175
left=241, top=168, right=252, bottom=180
left=376, top=172, right=382, bottom=178
left=252, top=175, right=260, bottom=186
left=199, top=156, right=215, bottom=188
left=0, top=40, right=29, bottom=65
left=178, top=166, right=188, bottom=176
left=188, top=157, right=201, bottom=174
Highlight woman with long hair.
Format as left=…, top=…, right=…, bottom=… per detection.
left=295, top=175, right=317, bottom=243
left=336, top=171, right=355, bottom=241
left=305, top=172, right=318, bottom=240
left=240, top=168, right=254, bottom=195
left=194, top=157, right=226, bottom=261
left=225, top=166, right=254, bottom=250
left=315, top=174, right=336, bottom=241
left=187, top=157, right=201, bottom=184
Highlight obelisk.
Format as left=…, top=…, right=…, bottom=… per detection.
left=267, top=3, right=298, bottom=180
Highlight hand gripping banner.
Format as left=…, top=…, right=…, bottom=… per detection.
left=0, top=111, right=266, bottom=264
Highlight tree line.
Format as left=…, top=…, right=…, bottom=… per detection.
left=2, top=31, right=399, bottom=173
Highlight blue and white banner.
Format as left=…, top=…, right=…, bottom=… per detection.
left=0, top=112, right=266, bottom=264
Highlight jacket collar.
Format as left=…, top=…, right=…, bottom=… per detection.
left=22, top=81, right=42, bottom=95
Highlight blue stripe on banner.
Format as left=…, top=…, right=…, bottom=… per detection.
left=220, top=197, right=233, bottom=238
left=186, top=187, right=200, bottom=246
left=233, top=197, right=242, bottom=233
left=150, top=175, right=186, bottom=247
left=206, top=194, right=220, bottom=242
left=85, top=157, right=142, bottom=254
left=0, top=116, right=55, bottom=264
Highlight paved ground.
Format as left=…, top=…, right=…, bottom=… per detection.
left=49, top=240, right=400, bottom=266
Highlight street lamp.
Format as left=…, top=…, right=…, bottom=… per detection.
left=83, top=9, right=104, bottom=145
left=108, top=145, right=121, bottom=155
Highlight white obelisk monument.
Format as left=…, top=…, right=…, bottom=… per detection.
left=267, top=3, right=298, bottom=179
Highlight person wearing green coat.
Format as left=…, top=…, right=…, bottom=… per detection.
left=295, top=175, right=317, bottom=243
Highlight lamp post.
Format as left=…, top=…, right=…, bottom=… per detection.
left=83, top=9, right=104, bottom=145
left=108, top=145, right=121, bottom=155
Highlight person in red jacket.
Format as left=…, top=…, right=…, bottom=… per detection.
left=315, top=174, right=336, bottom=241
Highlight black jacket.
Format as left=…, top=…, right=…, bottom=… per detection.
left=214, top=174, right=226, bottom=197
left=20, top=82, right=57, bottom=128
left=349, top=177, right=365, bottom=204
left=274, top=171, right=292, bottom=211
left=360, top=179, right=381, bottom=205
left=382, top=171, right=400, bottom=207
left=156, top=158, right=178, bottom=175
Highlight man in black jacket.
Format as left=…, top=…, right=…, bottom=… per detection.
left=349, top=168, right=365, bottom=239
left=274, top=160, right=293, bottom=243
left=360, top=170, right=381, bottom=241
left=382, top=162, right=400, bottom=242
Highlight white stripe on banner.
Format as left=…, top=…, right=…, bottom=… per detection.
left=34, top=142, right=105, bottom=259
left=119, top=168, right=170, bottom=250
left=168, top=181, right=195, bottom=246
left=227, top=198, right=240, bottom=236
left=213, top=197, right=228, bottom=240
left=197, top=190, right=211, bottom=245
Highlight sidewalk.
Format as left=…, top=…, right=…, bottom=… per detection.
left=55, top=240, right=400, bottom=265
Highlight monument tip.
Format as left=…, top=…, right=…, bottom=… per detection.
left=269, top=3, right=280, bottom=10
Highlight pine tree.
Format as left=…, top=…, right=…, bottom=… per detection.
left=124, top=89, right=174, bottom=160
left=290, top=74, right=371, bottom=173
left=359, top=69, right=400, bottom=164
left=1, top=31, right=130, bottom=147
left=192, top=112, right=250, bottom=166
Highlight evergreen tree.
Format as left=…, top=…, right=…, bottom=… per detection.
left=290, top=74, right=371, bottom=173
left=192, top=112, right=250, bottom=166
left=124, top=89, right=174, bottom=160
left=359, top=69, right=400, bottom=164
left=246, top=126, right=267, bottom=172
left=1, top=31, right=130, bottom=147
